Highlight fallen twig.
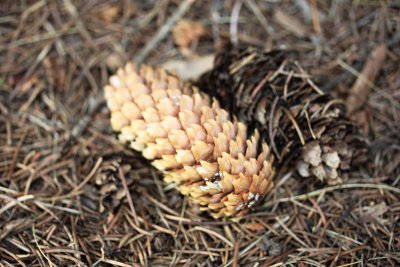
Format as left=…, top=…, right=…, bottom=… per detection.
left=345, top=44, right=387, bottom=115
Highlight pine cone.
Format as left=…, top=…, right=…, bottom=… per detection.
left=104, top=63, right=274, bottom=218
left=196, top=46, right=366, bottom=185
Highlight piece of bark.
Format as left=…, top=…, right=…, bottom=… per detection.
left=346, top=44, right=387, bottom=116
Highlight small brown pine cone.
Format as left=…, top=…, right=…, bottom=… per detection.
left=104, top=63, right=274, bottom=218
left=196, top=46, right=367, bottom=185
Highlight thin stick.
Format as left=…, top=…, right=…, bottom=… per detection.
left=338, top=58, right=400, bottom=111
left=309, top=0, right=321, bottom=34
left=344, top=44, right=387, bottom=115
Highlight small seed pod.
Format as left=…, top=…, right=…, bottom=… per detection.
left=104, top=63, right=275, bottom=218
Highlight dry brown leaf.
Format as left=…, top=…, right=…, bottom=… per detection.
left=100, top=6, right=120, bottom=23
left=173, top=19, right=206, bottom=57
left=17, top=74, right=38, bottom=94
left=359, top=201, right=388, bottom=223
left=366, top=201, right=388, bottom=218
left=173, top=19, right=206, bottom=48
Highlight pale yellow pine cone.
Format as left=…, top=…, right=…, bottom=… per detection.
left=104, top=63, right=275, bottom=218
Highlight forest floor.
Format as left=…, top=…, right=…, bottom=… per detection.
left=0, top=1, right=399, bottom=266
